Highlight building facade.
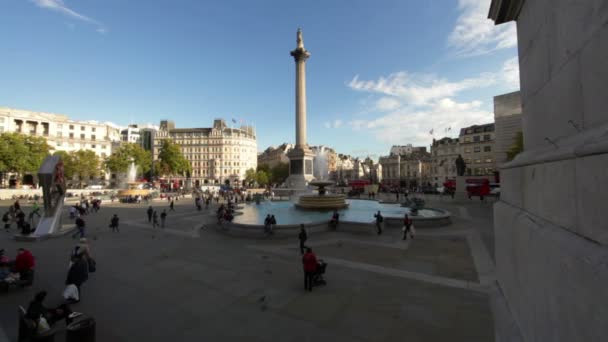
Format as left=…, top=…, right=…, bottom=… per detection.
left=390, top=144, right=427, bottom=156
left=430, top=137, right=460, bottom=185
left=379, top=148, right=432, bottom=188
left=257, top=143, right=292, bottom=169
left=458, top=123, right=496, bottom=177
left=120, top=124, right=158, bottom=151
left=0, top=107, right=122, bottom=158
left=493, top=91, right=522, bottom=167
left=153, top=119, right=257, bottom=187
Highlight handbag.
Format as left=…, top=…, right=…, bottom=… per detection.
left=37, top=316, right=51, bottom=334
left=87, top=258, right=97, bottom=273
left=63, top=284, right=79, bottom=301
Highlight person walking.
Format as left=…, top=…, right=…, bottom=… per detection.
left=160, top=210, right=167, bottom=228
left=147, top=206, right=153, bottom=223
left=169, top=200, right=175, bottom=211
left=2, top=211, right=10, bottom=232
left=110, top=214, right=120, bottom=232
left=152, top=211, right=159, bottom=229
left=66, top=254, right=88, bottom=303
left=298, top=225, right=307, bottom=255
left=302, top=247, right=318, bottom=292
left=374, top=210, right=383, bottom=235
left=270, top=215, right=277, bottom=234
left=402, top=214, right=412, bottom=240
left=264, top=214, right=272, bottom=235
left=72, top=216, right=85, bottom=239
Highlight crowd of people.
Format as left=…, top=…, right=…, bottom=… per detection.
left=2, top=200, right=40, bottom=235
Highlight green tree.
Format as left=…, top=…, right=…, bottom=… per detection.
left=70, top=150, right=102, bottom=188
left=245, top=168, right=257, bottom=186
left=270, top=162, right=289, bottom=185
left=0, top=133, right=50, bottom=184
left=256, top=170, right=269, bottom=186
left=506, top=132, right=524, bottom=161
left=105, top=143, right=152, bottom=176
left=156, top=140, right=192, bottom=177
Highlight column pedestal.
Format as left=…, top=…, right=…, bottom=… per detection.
left=454, top=176, right=468, bottom=200
left=286, top=146, right=315, bottom=189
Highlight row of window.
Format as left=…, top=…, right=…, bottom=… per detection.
left=463, top=134, right=492, bottom=143
left=190, top=169, right=242, bottom=176
left=464, top=158, right=493, bottom=164
left=57, top=124, right=98, bottom=132
left=57, top=132, right=100, bottom=140
left=464, top=145, right=492, bottom=153
left=55, top=141, right=107, bottom=150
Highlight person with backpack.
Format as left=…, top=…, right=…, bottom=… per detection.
left=110, top=214, right=120, bottom=232
left=374, top=211, right=383, bottom=235
left=72, top=216, right=85, bottom=239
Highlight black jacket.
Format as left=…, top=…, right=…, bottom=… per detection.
left=66, top=259, right=89, bottom=286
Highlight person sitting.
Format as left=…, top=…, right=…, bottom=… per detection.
left=26, top=291, right=73, bottom=326
left=14, top=248, right=35, bottom=277
left=330, top=210, right=340, bottom=229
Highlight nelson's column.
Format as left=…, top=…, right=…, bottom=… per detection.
left=286, top=28, right=315, bottom=189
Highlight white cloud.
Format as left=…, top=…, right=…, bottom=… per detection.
left=349, top=71, right=497, bottom=106
left=346, top=57, right=520, bottom=147
left=323, top=119, right=343, bottom=129
left=31, top=0, right=107, bottom=33
left=448, top=0, right=517, bottom=56
left=502, top=56, right=520, bottom=89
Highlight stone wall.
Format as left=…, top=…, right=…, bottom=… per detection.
left=493, top=0, right=608, bottom=341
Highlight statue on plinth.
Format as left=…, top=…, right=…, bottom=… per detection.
left=455, top=154, right=466, bottom=176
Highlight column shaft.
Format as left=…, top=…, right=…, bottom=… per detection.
left=295, top=59, right=307, bottom=148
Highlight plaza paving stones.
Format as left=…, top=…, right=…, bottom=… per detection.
left=0, top=195, right=497, bottom=341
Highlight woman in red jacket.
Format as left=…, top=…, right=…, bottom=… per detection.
left=302, top=247, right=318, bottom=292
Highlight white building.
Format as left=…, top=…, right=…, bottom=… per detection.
left=390, top=144, right=427, bottom=156
left=0, top=107, right=122, bottom=158
left=153, top=119, right=257, bottom=187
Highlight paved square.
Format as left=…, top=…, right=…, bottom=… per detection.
left=0, top=195, right=497, bottom=341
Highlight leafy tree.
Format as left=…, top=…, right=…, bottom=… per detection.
left=270, top=162, right=289, bottom=185
left=245, top=168, right=257, bottom=186
left=70, top=150, right=101, bottom=188
left=156, top=140, right=191, bottom=177
left=256, top=170, right=269, bottom=186
left=0, top=133, right=50, bottom=184
left=105, top=143, right=152, bottom=176
left=506, top=132, right=524, bottom=161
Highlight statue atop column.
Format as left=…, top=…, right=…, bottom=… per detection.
left=455, top=154, right=466, bottom=176
left=297, top=28, right=304, bottom=49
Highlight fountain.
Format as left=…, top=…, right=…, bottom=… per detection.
left=295, top=180, right=349, bottom=209
left=116, top=161, right=152, bottom=198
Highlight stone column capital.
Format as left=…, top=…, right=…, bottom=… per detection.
left=290, top=48, right=310, bottom=62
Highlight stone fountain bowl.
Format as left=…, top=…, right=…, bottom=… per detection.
left=309, top=180, right=334, bottom=188
left=295, top=194, right=349, bottom=209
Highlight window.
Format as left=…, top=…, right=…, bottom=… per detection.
left=81, top=126, right=85, bottom=131
left=57, top=132, right=62, bottom=138
left=91, top=135, right=96, bottom=141
left=101, top=145, right=106, bottom=149
left=484, top=146, right=492, bottom=152
left=465, top=148, right=471, bottom=153
left=473, top=136, right=481, bottom=142
left=475, top=159, right=481, bottom=164
left=69, top=125, right=74, bottom=130
left=57, top=124, right=63, bottom=130
left=485, top=158, right=493, bottom=163
left=80, top=134, right=85, bottom=140
left=92, top=127, right=96, bottom=132
left=91, top=144, right=96, bottom=149
left=484, top=134, right=491, bottom=141
left=474, top=146, right=481, bottom=153
left=464, top=137, right=471, bottom=143
left=69, top=133, right=74, bottom=139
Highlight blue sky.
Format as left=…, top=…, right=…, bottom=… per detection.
left=0, top=0, right=518, bottom=159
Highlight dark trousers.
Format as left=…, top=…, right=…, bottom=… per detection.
left=72, top=227, right=85, bottom=238
left=376, top=223, right=382, bottom=235
left=299, top=241, right=306, bottom=255
left=402, top=226, right=410, bottom=240
left=147, top=214, right=152, bottom=222
left=304, top=271, right=314, bottom=291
